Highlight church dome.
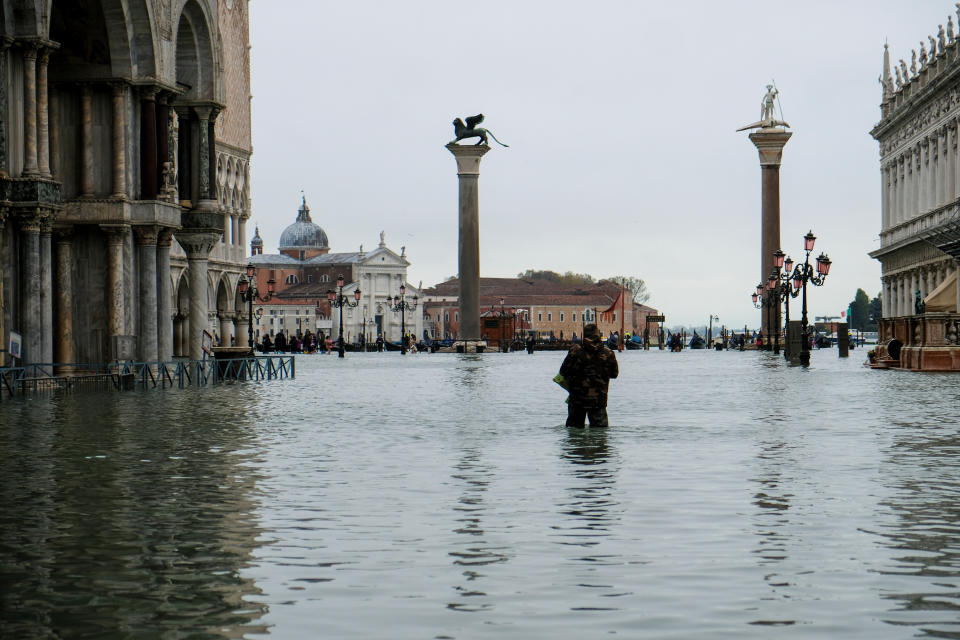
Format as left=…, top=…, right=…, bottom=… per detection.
left=278, top=196, right=329, bottom=251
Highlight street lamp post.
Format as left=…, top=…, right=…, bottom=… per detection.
left=771, top=249, right=801, bottom=360
left=327, top=274, right=361, bottom=359
left=389, top=284, right=418, bottom=354
left=237, top=263, right=275, bottom=353
left=793, top=231, right=831, bottom=366
left=707, top=314, right=719, bottom=348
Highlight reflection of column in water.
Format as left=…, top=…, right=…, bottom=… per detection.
left=447, top=449, right=508, bottom=613
left=0, top=392, right=269, bottom=637
left=555, top=430, right=621, bottom=561
left=749, top=437, right=795, bottom=623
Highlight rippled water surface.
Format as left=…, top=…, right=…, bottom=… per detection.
left=4, top=349, right=960, bottom=638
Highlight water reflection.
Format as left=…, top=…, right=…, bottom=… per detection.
left=877, top=421, right=960, bottom=637
left=447, top=448, right=508, bottom=613
left=0, top=390, right=268, bottom=638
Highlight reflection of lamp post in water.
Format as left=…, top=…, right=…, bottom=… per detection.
left=327, top=274, right=360, bottom=359
left=237, top=263, right=274, bottom=352
left=389, top=284, right=418, bottom=354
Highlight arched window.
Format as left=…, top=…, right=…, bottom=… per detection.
left=285, top=274, right=299, bottom=285
left=320, top=274, right=330, bottom=283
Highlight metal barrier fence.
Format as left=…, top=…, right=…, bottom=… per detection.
left=0, top=355, right=295, bottom=401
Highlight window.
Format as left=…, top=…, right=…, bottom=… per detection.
left=445, top=312, right=449, bottom=322
left=548, top=313, right=552, bottom=321
left=613, top=312, right=617, bottom=321
left=299, top=250, right=305, bottom=260
left=455, top=313, right=459, bottom=322
left=560, top=313, right=564, bottom=322
left=573, top=312, right=577, bottom=322
left=436, top=314, right=441, bottom=322
left=285, top=274, right=299, bottom=285
left=308, top=274, right=314, bottom=283
left=321, top=274, right=330, bottom=283
left=538, top=312, right=542, bottom=322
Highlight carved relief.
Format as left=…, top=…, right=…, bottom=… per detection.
left=154, top=0, right=172, bottom=40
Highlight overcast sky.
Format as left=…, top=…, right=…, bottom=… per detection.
left=248, top=1, right=952, bottom=328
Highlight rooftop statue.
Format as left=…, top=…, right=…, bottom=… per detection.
left=949, top=16, right=955, bottom=43
left=450, top=113, right=509, bottom=147
left=736, top=83, right=790, bottom=132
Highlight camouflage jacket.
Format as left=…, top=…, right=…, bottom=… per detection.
left=559, top=336, right=619, bottom=408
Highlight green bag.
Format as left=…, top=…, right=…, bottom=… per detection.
left=553, top=373, right=570, bottom=404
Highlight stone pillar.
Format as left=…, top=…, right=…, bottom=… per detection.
left=135, top=226, right=159, bottom=362
left=881, top=278, right=889, bottom=318
left=177, top=110, right=192, bottom=204
left=0, top=39, right=9, bottom=177
left=39, top=220, right=53, bottom=363
left=19, top=213, right=42, bottom=364
left=235, top=307, right=249, bottom=348
left=954, top=119, right=960, bottom=202
left=748, top=128, right=792, bottom=342
left=194, top=107, right=213, bottom=203
left=111, top=84, right=126, bottom=198
left=54, top=228, right=74, bottom=367
left=102, top=225, right=128, bottom=344
left=174, top=314, right=184, bottom=357
left=219, top=312, right=234, bottom=346
left=899, top=156, right=907, bottom=225
left=176, top=233, right=219, bottom=360
left=446, top=142, right=491, bottom=342
left=157, top=229, right=174, bottom=361
left=939, top=129, right=948, bottom=206
left=48, top=85, right=58, bottom=178
left=0, top=210, right=6, bottom=360
left=140, top=88, right=158, bottom=199
left=37, top=49, right=51, bottom=178
left=22, top=46, right=39, bottom=176
left=927, top=266, right=937, bottom=298
left=81, top=85, right=95, bottom=196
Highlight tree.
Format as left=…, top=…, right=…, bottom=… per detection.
left=868, top=293, right=882, bottom=331
left=847, top=288, right=871, bottom=331
left=517, top=269, right=595, bottom=286
left=607, top=276, right=651, bottom=304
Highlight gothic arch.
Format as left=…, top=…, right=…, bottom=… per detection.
left=46, top=0, right=148, bottom=80
left=174, top=0, right=218, bottom=100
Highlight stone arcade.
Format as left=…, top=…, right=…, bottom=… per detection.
left=0, top=0, right=253, bottom=367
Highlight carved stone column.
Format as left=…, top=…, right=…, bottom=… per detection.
left=175, top=232, right=219, bottom=360
left=111, top=83, right=127, bottom=199
left=19, top=212, right=42, bottom=364
left=954, top=119, right=960, bottom=202
left=0, top=39, right=9, bottom=177
left=881, top=277, right=890, bottom=318
left=81, top=85, right=95, bottom=196
left=101, top=225, right=129, bottom=346
left=135, top=226, right=159, bottom=362
left=939, top=128, right=949, bottom=206
left=140, top=88, right=158, bottom=199
left=48, top=84, right=58, bottom=178
left=39, top=218, right=53, bottom=363
left=22, top=46, right=39, bottom=176
left=219, top=312, right=235, bottom=346
left=176, top=108, right=192, bottom=205
left=194, top=107, right=212, bottom=202
left=37, top=49, right=51, bottom=178
left=54, top=228, right=74, bottom=369
left=898, top=155, right=906, bottom=225
left=882, top=164, right=890, bottom=230
left=157, top=229, right=174, bottom=361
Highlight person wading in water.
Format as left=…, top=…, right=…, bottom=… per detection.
left=559, top=323, right=619, bottom=428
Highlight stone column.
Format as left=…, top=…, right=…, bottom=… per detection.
left=54, top=228, right=75, bottom=368
left=157, top=229, right=174, bottom=361
left=219, top=312, right=234, bottom=346
left=0, top=209, right=6, bottom=361
left=446, top=142, right=491, bottom=342
left=135, top=226, right=159, bottom=362
left=48, top=85, right=58, bottom=178
left=954, top=119, right=960, bottom=202
left=881, top=277, right=889, bottom=318
left=899, top=156, right=906, bottom=225
left=176, top=109, right=192, bottom=204
left=939, top=129, right=948, bottom=206
left=235, top=306, right=249, bottom=348
left=19, top=212, right=42, bottom=364
left=0, top=39, right=9, bottom=177
left=110, top=83, right=126, bottom=198
left=22, top=46, right=39, bottom=176
left=102, top=225, right=128, bottom=348
left=176, top=232, right=219, bottom=360
left=80, top=85, right=95, bottom=196
left=927, top=266, right=937, bottom=298
left=39, top=219, right=53, bottom=363
left=193, top=106, right=215, bottom=205
left=37, top=49, right=51, bottom=178
left=140, top=88, right=158, bottom=199
left=747, top=128, right=792, bottom=342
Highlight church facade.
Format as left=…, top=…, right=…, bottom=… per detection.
left=1, top=0, right=252, bottom=366
left=247, top=198, right=423, bottom=345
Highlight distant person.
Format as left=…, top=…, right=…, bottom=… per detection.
left=526, top=335, right=535, bottom=354
left=559, top=323, right=619, bottom=428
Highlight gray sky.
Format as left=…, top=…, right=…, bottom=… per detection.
left=248, top=1, right=950, bottom=328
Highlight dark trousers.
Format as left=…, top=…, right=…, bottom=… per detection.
left=566, top=404, right=609, bottom=428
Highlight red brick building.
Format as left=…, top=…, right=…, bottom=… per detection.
left=422, top=277, right=660, bottom=342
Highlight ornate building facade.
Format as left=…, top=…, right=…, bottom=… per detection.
left=247, top=198, right=423, bottom=345
left=870, top=12, right=960, bottom=318
left=0, top=0, right=252, bottom=366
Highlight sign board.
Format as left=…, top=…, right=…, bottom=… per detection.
left=646, top=315, right=665, bottom=323
left=9, top=331, right=22, bottom=360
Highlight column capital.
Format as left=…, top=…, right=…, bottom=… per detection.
left=139, top=85, right=159, bottom=101
left=134, top=225, right=160, bottom=245
left=157, top=227, right=176, bottom=248
left=18, top=210, right=43, bottom=233
left=446, top=142, right=490, bottom=175
left=747, top=129, right=793, bottom=166
left=193, top=106, right=212, bottom=121
left=100, top=223, right=130, bottom=243
left=54, top=226, right=74, bottom=241
left=20, top=43, right=39, bottom=61
left=175, top=230, right=219, bottom=257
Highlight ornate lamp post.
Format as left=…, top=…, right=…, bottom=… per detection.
left=389, top=284, right=418, bottom=354
left=771, top=249, right=802, bottom=360
left=791, top=231, right=831, bottom=366
left=237, top=263, right=275, bottom=353
left=327, top=274, right=360, bottom=358
left=707, top=314, right=719, bottom=348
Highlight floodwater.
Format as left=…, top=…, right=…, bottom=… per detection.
left=2, top=347, right=960, bottom=638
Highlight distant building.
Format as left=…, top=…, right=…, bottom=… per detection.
left=247, top=198, right=421, bottom=344
left=421, top=277, right=659, bottom=342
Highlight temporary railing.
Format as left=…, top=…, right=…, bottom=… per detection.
left=0, top=355, right=295, bottom=401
